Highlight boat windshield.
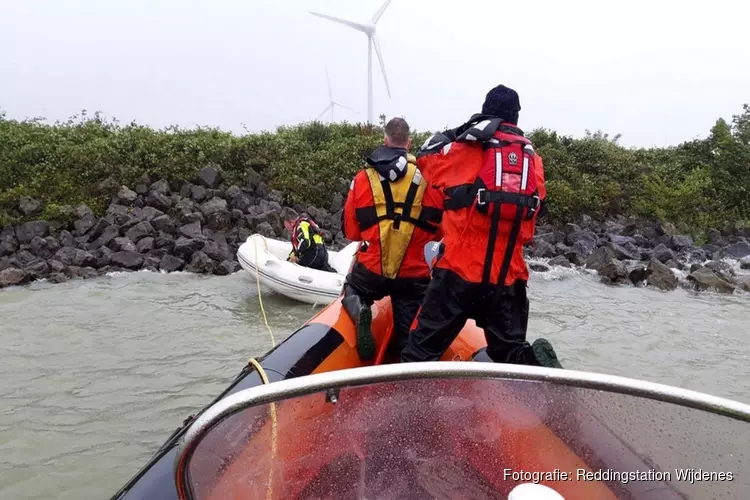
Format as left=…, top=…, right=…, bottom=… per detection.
left=174, top=363, right=750, bottom=500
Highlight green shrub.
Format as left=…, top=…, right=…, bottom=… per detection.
left=1, top=105, right=749, bottom=236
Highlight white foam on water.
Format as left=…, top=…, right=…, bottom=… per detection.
left=527, top=257, right=594, bottom=281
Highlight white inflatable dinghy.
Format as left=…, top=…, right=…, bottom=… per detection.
left=237, top=234, right=360, bottom=305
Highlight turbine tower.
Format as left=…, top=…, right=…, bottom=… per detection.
left=310, top=0, right=393, bottom=125
left=317, top=66, right=357, bottom=122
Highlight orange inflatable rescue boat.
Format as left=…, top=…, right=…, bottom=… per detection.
left=111, top=291, right=750, bottom=500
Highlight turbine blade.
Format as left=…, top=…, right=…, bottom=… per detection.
left=309, top=11, right=368, bottom=32
left=317, top=103, right=333, bottom=120
left=325, top=66, right=333, bottom=102
left=372, top=0, right=393, bottom=24
left=334, top=102, right=359, bottom=114
left=372, top=34, right=391, bottom=98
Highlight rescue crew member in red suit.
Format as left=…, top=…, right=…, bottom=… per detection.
left=401, top=85, right=562, bottom=368
left=342, top=117, right=444, bottom=361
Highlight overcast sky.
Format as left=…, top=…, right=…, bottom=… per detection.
left=1, top=0, right=748, bottom=147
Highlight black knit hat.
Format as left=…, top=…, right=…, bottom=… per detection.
left=481, top=84, right=521, bottom=124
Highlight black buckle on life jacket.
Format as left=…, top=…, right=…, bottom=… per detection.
left=476, top=188, right=487, bottom=207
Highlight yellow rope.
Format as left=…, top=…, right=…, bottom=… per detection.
left=249, top=236, right=278, bottom=500
left=253, top=236, right=276, bottom=348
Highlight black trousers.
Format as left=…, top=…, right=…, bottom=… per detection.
left=344, top=262, right=429, bottom=357
left=298, top=245, right=335, bottom=273
left=400, top=267, right=540, bottom=365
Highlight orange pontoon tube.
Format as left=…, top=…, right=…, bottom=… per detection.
left=115, top=295, right=750, bottom=500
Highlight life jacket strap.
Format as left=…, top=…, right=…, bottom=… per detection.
left=476, top=189, right=540, bottom=211
left=356, top=177, right=441, bottom=233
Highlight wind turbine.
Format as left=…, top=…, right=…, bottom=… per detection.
left=317, top=66, right=357, bottom=122
left=310, top=0, right=393, bottom=125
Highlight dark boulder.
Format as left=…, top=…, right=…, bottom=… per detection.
left=30, top=236, right=59, bottom=259
left=96, top=246, right=114, bottom=267
left=115, top=186, right=138, bottom=205
left=687, top=267, right=735, bottom=294
left=330, top=192, right=344, bottom=213
left=53, top=247, right=97, bottom=268
left=705, top=260, right=735, bottom=278
left=529, top=263, right=550, bottom=272
left=197, top=166, right=223, bottom=189
left=670, top=235, right=694, bottom=251
left=607, top=241, right=640, bottom=261
left=87, top=218, right=111, bottom=242
left=87, top=225, right=119, bottom=251
left=18, top=197, right=42, bottom=216
left=24, top=259, right=50, bottom=280
left=110, top=251, right=144, bottom=270
left=142, top=256, right=161, bottom=271
left=159, top=254, right=185, bottom=272
left=706, top=228, right=723, bottom=245
left=65, top=266, right=98, bottom=280
left=735, top=276, right=750, bottom=293
left=139, top=206, right=165, bottom=223
left=173, top=237, right=205, bottom=259
left=534, top=232, right=557, bottom=245
left=73, top=213, right=97, bottom=237
left=531, top=240, right=555, bottom=259
left=124, top=221, right=154, bottom=243
left=151, top=214, right=178, bottom=235
left=0, top=267, right=29, bottom=288
left=664, top=259, right=683, bottom=270
left=645, top=260, right=678, bottom=291
left=111, top=237, right=137, bottom=253
left=585, top=246, right=615, bottom=272
left=149, top=179, right=170, bottom=195
left=179, top=221, right=203, bottom=240
left=16, top=249, right=37, bottom=268
left=190, top=185, right=208, bottom=202
left=651, top=244, right=675, bottom=264
left=214, top=260, right=241, bottom=276
left=632, top=234, right=653, bottom=248
left=740, top=257, right=750, bottom=270
left=724, top=241, right=750, bottom=260
left=180, top=211, right=204, bottom=225
left=146, top=191, right=172, bottom=212
left=598, top=259, right=629, bottom=284
left=48, top=259, right=65, bottom=273
left=603, top=220, right=625, bottom=235
left=185, top=251, right=215, bottom=274
left=206, top=210, right=232, bottom=232
left=203, top=240, right=231, bottom=262
left=548, top=255, right=572, bottom=268
left=154, top=231, right=176, bottom=250
left=267, top=189, right=284, bottom=204
left=565, top=251, right=586, bottom=267
left=175, top=198, right=196, bottom=213
left=565, top=231, right=597, bottom=252
left=255, top=222, right=276, bottom=238
left=249, top=211, right=282, bottom=235
left=136, top=237, right=155, bottom=254
left=226, top=186, right=253, bottom=213
left=1, top=231, right=19, bottom=257
left=16, top=221, right=50, bottom=245
left=47, top=273, right=68, bottom=284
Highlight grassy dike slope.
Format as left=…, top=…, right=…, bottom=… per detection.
left=1, top=106, right=749, bottom=236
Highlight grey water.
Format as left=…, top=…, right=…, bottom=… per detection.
left=0, top=268, right=748, bottom=499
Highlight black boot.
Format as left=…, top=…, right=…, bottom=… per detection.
left=342, top=289, right=374, bottom=361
